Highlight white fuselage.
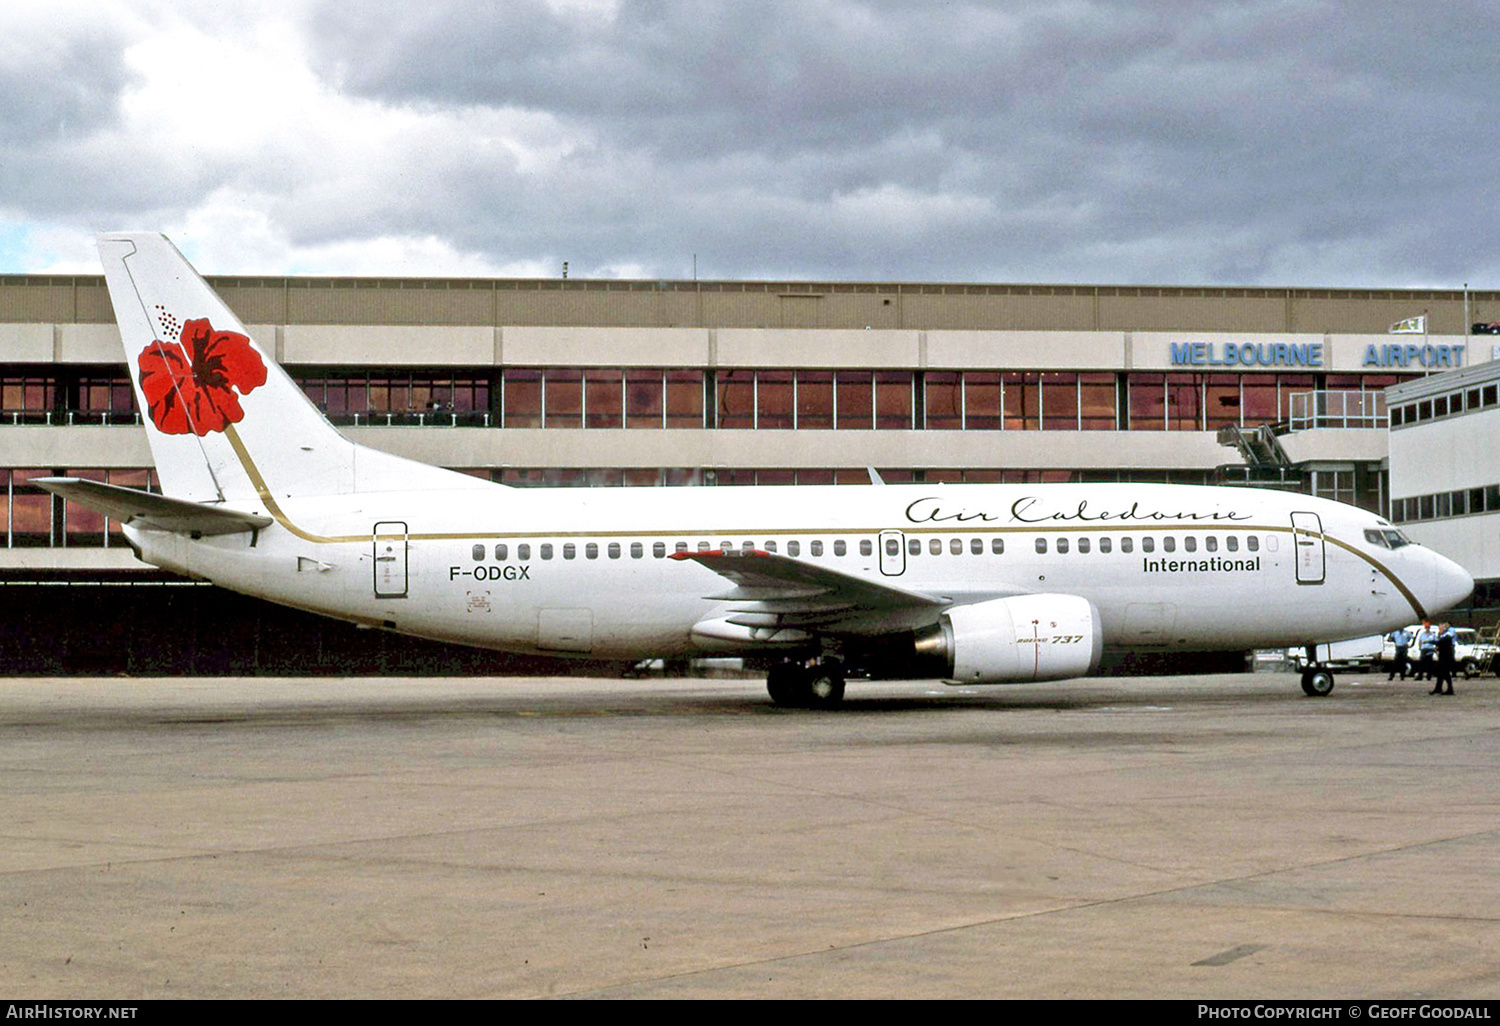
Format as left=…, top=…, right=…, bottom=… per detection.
left=127, top=481, right=1471, bottom=662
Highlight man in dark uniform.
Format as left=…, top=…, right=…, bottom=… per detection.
left=1432, top=623, right=1457, bottom=695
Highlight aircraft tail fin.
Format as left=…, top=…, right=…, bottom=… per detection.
left=98, top=233, right=488, bottom=504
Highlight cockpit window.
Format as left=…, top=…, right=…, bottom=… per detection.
left=1365, top=528, right=1413, bottom=549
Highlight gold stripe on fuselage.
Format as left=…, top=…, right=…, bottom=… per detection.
left=220, top=425, right=1425, bottom=618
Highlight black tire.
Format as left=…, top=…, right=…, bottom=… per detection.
left=1301, top=670, right=1335, bottom=697
left=766, top=662, right=806, bottom=706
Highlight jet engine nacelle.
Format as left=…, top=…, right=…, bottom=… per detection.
left=914, top=594, right=1104, bottom=683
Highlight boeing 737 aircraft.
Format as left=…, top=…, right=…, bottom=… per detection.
left=37, top=233, right=1474, bottom=706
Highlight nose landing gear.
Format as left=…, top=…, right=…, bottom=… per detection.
left=1300, top=668, right=1335, bottom=696
left=1299, top=644, right=1335, bottom=696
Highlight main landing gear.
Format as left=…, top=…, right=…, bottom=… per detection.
left=766, top=659, right=846, bottom=709
left=1299, top=645, right=1335, bottom=697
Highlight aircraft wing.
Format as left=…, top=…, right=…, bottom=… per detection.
left=671, top=548, right=947, bottom=636
left=33, top=477, right=273, bottom=536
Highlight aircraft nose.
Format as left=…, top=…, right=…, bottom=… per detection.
left=1425, top=549, right=1474, bottom=615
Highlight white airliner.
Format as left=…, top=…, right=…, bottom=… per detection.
left=38, top=233, right=1474, bottom=706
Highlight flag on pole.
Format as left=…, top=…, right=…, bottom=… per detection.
left=1389, top=315, right=1427, bottom=334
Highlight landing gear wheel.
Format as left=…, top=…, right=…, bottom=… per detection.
left=765, top=660, right=845, bottom=708
left=1301, top=669, right=1335, bottom=697
left=766, top=662, right=806, bottom=706
left=804, top=662, right=846, bottom=709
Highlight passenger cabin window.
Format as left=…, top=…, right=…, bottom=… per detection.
left=811, top=540, right=823, bottom=556
left=541, top=544, right=554, bottom=560
left=518, top=543, right=531, bottom=560
left=654, top=542, right=667, bottom=558
left=1121, top=537, right=1132, bottom=553
left=929, top=539, right=941, bottom=555
left=909, top=538, right=921, bottom=555
left=766, top=541, right=778, bottom=553
left=472, top=544, right=484, bottom=561
left=859, top=539, right=872, bottom=556
left=950, top=539, right=962, bottom=555
left=1056, top=537, right=1070, bottom=554
left=970, top=538, right=983, bottom=555
left=834, top=540, right=847, bottom=556
left=1205, top=537, right=1217, bottom=552
left=991, top=538, right=1004, bottom=554
left=564, top=543, right=576, bottom=560
left=586, top=543, right=599, bottom=559
left=1078, top=537, right=1090, bottom=554
left=495, top=543, right=508, bottom=561
left=673, top=541, right=687, bottom=554
left=1247, top=536, right=1260, bottom=552
left=1141, top=537, right=1154, bottom=553
left=1226, top=536, right=1239, bottom=552
left=1099, top=537, right=1112, bottom=553
left=607, top=543, right=620, bottom=559
left=631, top=542, right=643, bottom=558
left=1183, top=537, right=1196, bottom=553
left=887, top=538, right=901, bottom=556
left=788, top=540, right=801, bottom=556
left=1162, top=537, right=1176, bottom=553
left=1035, top=538, right=1047, bottom=553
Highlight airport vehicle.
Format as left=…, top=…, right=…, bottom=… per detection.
left=1380, top=626, right=1498, bottom=678
left=37, top=233, right=1475, bottom=706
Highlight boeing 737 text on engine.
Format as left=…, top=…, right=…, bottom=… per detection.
left=37, top=234, right=1475, bottom=706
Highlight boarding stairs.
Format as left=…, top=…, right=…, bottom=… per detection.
left=1214, top=424, right=1304, bottom=488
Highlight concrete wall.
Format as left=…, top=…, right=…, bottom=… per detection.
left=6, top=273, right=1495, bottom=335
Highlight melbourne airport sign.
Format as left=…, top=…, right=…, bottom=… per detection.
left=1167, top=341, right=1466, bottom=370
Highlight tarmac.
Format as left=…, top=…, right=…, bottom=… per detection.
left=0, top=670, right=1497, bottom=999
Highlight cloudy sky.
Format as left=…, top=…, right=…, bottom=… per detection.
left=2, top=0, right=1496, bottom=287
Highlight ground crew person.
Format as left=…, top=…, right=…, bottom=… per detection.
left=1432, top=623, right=1458, bottom=695
left=1388, top=626, right=1413, bottom=680
left=1415, top=620, right=1438, bottom=681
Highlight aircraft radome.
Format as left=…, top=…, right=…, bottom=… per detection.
left=37, top=233, right=1475, bottom=707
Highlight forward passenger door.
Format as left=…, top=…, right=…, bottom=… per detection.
left=1290, top=512, right=1325, bottom=585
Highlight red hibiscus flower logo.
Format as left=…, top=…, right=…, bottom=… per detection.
left=138, top=318, right=268, bottom=436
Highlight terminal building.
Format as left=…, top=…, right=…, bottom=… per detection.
left=0, top=271, right=1493, bottom=673
left=1386, top=359, right=1500, bottom=610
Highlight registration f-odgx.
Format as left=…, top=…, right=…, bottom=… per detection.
left=39, top=234, right=1474, bottom=706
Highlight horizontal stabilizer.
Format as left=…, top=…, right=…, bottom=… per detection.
left=33, top=477, right=272, bottom=536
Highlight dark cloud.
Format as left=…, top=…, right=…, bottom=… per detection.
left=0, top=29, right=132, bottom=146
left=6, top=2, right=1500, bottom=284
left=290, top=0, right=1500, bottom=284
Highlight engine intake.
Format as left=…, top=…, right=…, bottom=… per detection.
left=913, top=594, right=1103, bottom=683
